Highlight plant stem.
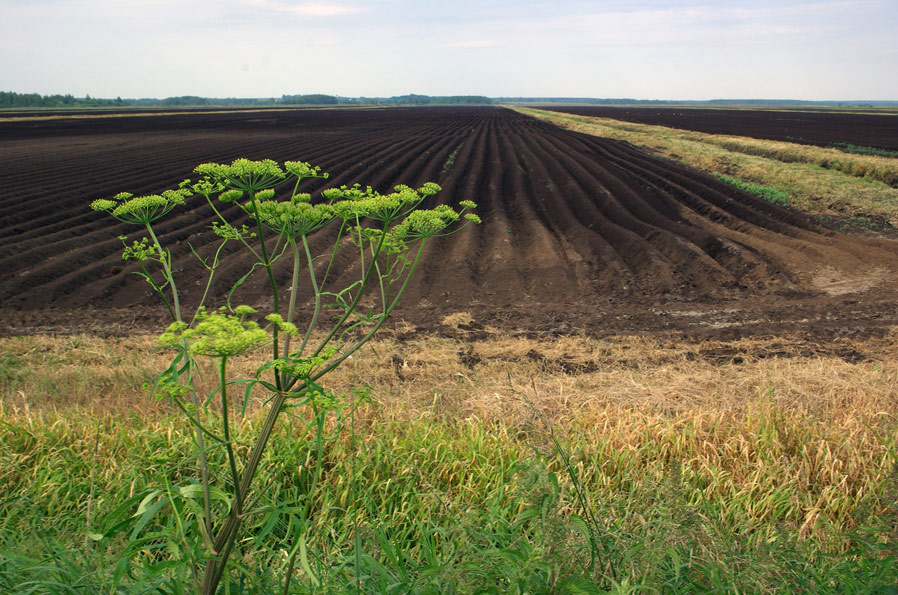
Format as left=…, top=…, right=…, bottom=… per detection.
left=219, top=356, right=243, bottom=517
left=145, top=223, right=181, bottom=322
left=146, top=222, right=215, bottom=560
left=282, top=238, right=302, bottom=359
left=247, top=196, right=283, bottom=392
left=202, top=392, right=289, bottom=593
left=188, top=356, right=214, bottom=545
left=307, top=239, right=427, bottom=386
left=308, top=227, right=390, bottom=361
left=297, top=235, right=322, bottom=357
left=84, top=417, right=101, bottom=550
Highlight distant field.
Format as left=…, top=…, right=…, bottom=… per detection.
left=534, top=105, right=898, bottom=151
left=4, top=106, right=898, bottom=340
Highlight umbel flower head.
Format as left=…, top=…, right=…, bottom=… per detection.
left=90, top=183, right=192, bottom=225
left=326, top=183, right=444, bottom=223
left=194, top=158, right=287, bottom=193
left=158, top=306, right=270, bottom=358
left=249, top=198, right=336, bottom=238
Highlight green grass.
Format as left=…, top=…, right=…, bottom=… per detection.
left=713, top=173, right=793, bottom=207
left=3, top=331, right=898, bottom=592
left=2, top=408, right=897, bottom=593
left=832, top=142, right=898, bottom=159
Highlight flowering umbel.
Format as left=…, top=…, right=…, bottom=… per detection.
left=158, top=306, right=270, bottom=358
left=91, top=184, right=192, bottom=225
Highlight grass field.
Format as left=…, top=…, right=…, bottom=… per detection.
left=2, top=325, right=897, bottom=592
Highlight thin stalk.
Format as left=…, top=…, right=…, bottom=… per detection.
left=187, top=357, right=214, bottom=543
left=248, top=197, right=280, bottom=315
left=145, top=223, right=181, bottom=322
left=355, top=221, right=366, bottom=280
left=246, top=194, right=283, bottom=392
left=282, top=238, right=302, bottom=360
left=307, top=239, right=427, bottom=386
left=138, top=261, right=174, bottom=319
left=297, top=235, right=322, bottom=357
left=308, top=226, right=390, bottom=361
left=84, top=417, right=102, bottom=551
left=351, top=393, right=361, bottom=593
left=203, top=195, right=263, bottom=262
left=190, top=240, right=229, bottom=326
left=145, top=223, right=214, bottom=556
left=317, top=219, right=347, bottom=290
left=219, top=356, right=243, bottom=516
left=281, top=527, right=301, bottom=595
left=163, top=476, right=202, bottom=589
left=203, top=392, right=290, bottom=593
left=372, top=237, right=387, bottom=313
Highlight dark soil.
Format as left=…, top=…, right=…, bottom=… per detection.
left=538, top=105, right=898, bottom=151
left=2, top=106, right=898, bottom=340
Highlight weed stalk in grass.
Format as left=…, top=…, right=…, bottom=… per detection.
left=89, top=158, right=479, bottom=592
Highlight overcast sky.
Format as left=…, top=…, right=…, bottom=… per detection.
left=2, top=0, right=896, bottom=100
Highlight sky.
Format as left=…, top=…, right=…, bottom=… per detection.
left=2, top=0, right=896, bottom=101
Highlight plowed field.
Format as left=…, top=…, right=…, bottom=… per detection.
left=538, top=105, right=898, bottom=151
left=2, top=106, right=898, bottom=338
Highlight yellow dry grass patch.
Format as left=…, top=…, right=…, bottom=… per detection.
left=2, top=328, right=896, bottom=536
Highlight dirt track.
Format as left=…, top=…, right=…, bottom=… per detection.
left=2, top=106, right=898, bottom=339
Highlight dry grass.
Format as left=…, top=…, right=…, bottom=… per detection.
left=3, top=325, right=896, bottom=538
left=517, top=107, right=898, bottom=225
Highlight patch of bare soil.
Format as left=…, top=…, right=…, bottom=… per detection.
left=2, top=107, right=897, bottom=341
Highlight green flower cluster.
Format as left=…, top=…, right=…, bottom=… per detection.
left=194, top=159, right=287, bottom=193
left=211, top=221, right=255, bottom=241
left=264, top=344, right=340, bottom=380
left=153, top=377, right=193, bottom=401
left=251, top=198, right=335, bottom=238
left=358, top=228, right=407, bottom=254
left=90, top=185, right=192, bottom=225
left=158, top=306, right=269, bottom=357
left=327, top=183, right=440, bottom=223
left=262, top=312, right=299, bottom=336
left=394, top=205, right=460, bottom=239
left=284, top=161, right=327, bottom=180
left=119, top=236, right=158, bottom=262
left=191, top=178, right=225, bottom=197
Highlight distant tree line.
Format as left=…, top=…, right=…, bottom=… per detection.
left=351, top=94, right=493, bottom=106
left=0, top=91, right=124, bottom=108
left=281, top=94, right=339, bottom=105
left=129, top=96, right=276, bottom=107
left=1, top=91, right=494, bottom=109
left=282, top=94, right=493, bottom=106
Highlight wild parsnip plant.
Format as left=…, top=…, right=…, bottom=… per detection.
left=89, top=158, right=479, bottom=593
